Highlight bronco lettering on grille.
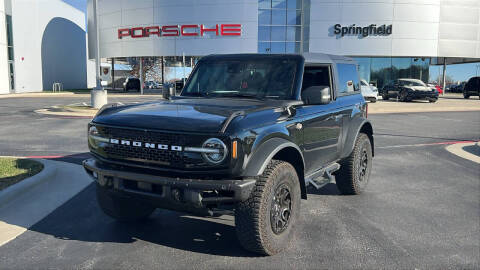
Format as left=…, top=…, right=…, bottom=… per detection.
left=109, top=138, right=183, bottom=151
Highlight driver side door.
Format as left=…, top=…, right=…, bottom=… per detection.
left=296, top=65, right=343, bottom=175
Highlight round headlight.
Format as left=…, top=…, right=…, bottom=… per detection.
left=89, top=125, right=99, bottom=136
left=202, top=138, right=228, bottom=164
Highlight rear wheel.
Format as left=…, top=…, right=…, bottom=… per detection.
left=336, top=133, right=372, bottom=195
left=464, top=93, right=470, bottom=99
left=235, top=160, right=301, bottom=255
left=428, top=98, right=437, bottom=103
left=381, top=93, right=389, bottom=100
left=96, top=183, right=155, bottom=222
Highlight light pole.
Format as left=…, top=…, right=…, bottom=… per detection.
left=91, top=0, right=107, bottom=108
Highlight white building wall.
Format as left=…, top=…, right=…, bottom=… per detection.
left=0, top=0, right=9, bottom=94
left=91, top=0, right=258, bottom=59
left=11, top=0, right=86, bottom=92
left=308, top=0, right=480, bottom=58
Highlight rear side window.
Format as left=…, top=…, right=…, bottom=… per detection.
left=336, top=63, right=360, bottom=94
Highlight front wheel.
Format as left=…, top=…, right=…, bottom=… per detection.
left=336, top=133, right=373, bottom=195
left=235, top=160, right=301, bottom=255
left=399, top=90, right=409, bottom=102
left=96, top=183, right=155, bottom=222
left=381, top=93, right=389, bottom=100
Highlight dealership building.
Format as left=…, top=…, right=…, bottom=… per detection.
left=2, top=0, right=479, bottom=94
left=86, top=0, right=480, bottom=89
left=0, top=0, right=90, bottom=94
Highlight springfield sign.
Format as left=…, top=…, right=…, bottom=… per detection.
left=334, top=24, right=392, bottom=38
left=118, top=24, right=242, bottom=39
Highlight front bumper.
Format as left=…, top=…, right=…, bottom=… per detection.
left=83, top=158, right=256, bottom=214
left=407, top=90, right=438, bottom=100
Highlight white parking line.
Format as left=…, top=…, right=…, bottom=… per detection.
left=377, top=141, right=476, bottom=149
left=445, top=142, right=480, bottom=164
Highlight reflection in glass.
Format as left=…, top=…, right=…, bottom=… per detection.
left=392, top=58, right=412, bottom=79
left=286, top=42, right=301, bottom=53
left=259, top=0, right=271, bottom=9
left=272, top=9, right=286, bottom=25
left=287, top=10, right=301, bottom=25
left=258, top=9, right=271, bottom=25
left=286, top=26, right=301, bottom=41
left=287, top=0, right=301, bottom=9
left=371, top=58, right=392, bottom=89
left=258, top=42, right=271, bottom=53
left=411, top=58, right=430, bottom=83
left=272, top=0, right=287, bottom=8
left=271, top=42, right=286, bottom=53
left=271, top=26, right=286, bottom=41
left=258, top=26, right=271, bottom=41
left=354, top=57, right=371, bottom=83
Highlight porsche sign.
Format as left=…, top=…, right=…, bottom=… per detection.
left=118, top=24, right=242, bottom=39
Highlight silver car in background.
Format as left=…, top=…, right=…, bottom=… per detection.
left=360, top=79, right=378, bottom=102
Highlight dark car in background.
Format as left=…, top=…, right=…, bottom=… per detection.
left=123, top=77, right=140, bottom=92
left=380, top=78, right=438, bottom=102
left=449, top=82, right=466, bottom=93
left=463, top=76, right=480, bottom=99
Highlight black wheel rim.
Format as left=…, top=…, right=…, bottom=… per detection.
left=270, top=184, right=292, bottom=235
left=358, top=147, right=369, bottom=184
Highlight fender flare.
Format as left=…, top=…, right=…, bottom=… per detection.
left=242, top=137, right=304, bottom=177
left=341, top=118, right=374, bottom=159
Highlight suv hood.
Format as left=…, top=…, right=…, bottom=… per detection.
left=93, top=98, right=287, bottom=133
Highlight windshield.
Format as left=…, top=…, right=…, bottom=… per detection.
left=398, top=79, right=426, bottom=87
left=182, top=58, right=298, bottom=99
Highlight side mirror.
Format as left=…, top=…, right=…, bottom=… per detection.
left=302, top=86, right=331, bottom=105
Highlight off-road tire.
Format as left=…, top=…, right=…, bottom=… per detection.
left=96, top=183, right=155, bottom=222
left=235, top=160, right=301, bottom=255
left=336, top=133, right=372, bottom=195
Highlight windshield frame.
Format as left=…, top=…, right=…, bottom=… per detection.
left=180, top=54, right=304, bottom=100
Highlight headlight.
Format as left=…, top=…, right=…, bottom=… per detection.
left=89, top=125, right=99, bottom=136
left=88, top=125, right=109, bottom=143
left=201, top=138, right=228, bottom=164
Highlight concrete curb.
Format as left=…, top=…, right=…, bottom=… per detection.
left=0, top=159, right=57, bottom=207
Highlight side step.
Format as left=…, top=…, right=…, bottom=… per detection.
left=305, top=163, right=340, bottom=190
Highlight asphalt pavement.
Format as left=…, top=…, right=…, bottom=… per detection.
left=0, top=96, right=479, bottom=269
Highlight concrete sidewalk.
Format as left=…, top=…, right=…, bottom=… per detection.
left=0, top=159, right=92, bottom=246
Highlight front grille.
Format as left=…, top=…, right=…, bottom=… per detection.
left=95, top=125, right=224, bottom=169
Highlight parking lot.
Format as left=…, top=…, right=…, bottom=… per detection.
left=0, top=95, right=479, bottom=269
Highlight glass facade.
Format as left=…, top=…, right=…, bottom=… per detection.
left=258, top=0, right=310, bottom=53
left=353, top=57, right=430, bottom=89
left=6, top=14, right=15, bottom=91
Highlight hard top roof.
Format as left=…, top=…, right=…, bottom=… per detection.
left=201, top=53, right=355, bottom=65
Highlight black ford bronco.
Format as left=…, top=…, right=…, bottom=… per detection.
left=84, top=53, right=374, bottom=255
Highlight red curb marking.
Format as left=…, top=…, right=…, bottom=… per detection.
left=25, top=156, right=64, bottom=159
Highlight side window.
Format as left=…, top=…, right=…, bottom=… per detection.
left=336, top=63, right=360, bottom=94
left=302, top=66, right=332, bottom=91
